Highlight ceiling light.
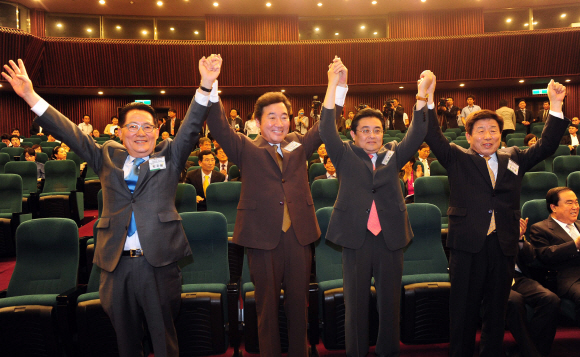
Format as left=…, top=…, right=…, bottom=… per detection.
left=99, top=0, right=105, bottom=4
left=160, top=90, right=166, bottom=94
left=459, top=83, right=465, bottom=87
left=56, top=23, right=62, bottom=28
left=373, top=32, right=378, bottom=35
left=116, top=25, right=121, bottom=29
left=0, top=84, right=3, bottom=87
left=519, top=79, right=525, bottom=83
left=372, top=0, right=377, bottom=4
left=399, top=86, right=404, bottom=89
left=98, top=91, right=103, bottom=95
left=361, top=25, right=365, bottom=29
left=142, top=30, right=148, bottom=35
left=561, top=13, right=566, bottom=18
left=565, top=79, right=571, bottom=82
left=533, top=22, right=537, bottom=25
left=335, top=32, right=339, bottom=35
left=194, top=31, right=199, bottom=34
left=170, top=27, right=174, bottom=31
left=266, top=2, right=271, bottom=7
left=87, top=28, right=92, bottom=32
left=315, top=27, right=319, bottom=31
left=506, top=18, right=512, bottom=23
left=317, top=3, right=322, bottom=6
left=421, top=0, right=426, bottom=2
left=213, top=2, right=219, bottom=6
left=217, top=90, right=222, bottom=94
left=524, top=23, right=529, bottom=26
left=281, top=89, right=285, bottom=92
left=157, top=1, right=163, bottom=5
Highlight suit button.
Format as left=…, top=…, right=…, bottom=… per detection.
left=280, top=202, right=284, bottom=205
left=132, top=199, right=136, bottom=203
left=372, top=189, right=376, bottom=193
left=282, top=179, right=286, bottom=183
left=366, top=209, right=370, bottom=213
left=488, top=210, right=492, bottom=213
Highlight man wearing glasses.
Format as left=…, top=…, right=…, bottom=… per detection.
left=2, top=56, right=221, bottom=357
left=319, top=65, right=435, bottom=357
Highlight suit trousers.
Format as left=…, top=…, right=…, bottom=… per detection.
left=343, top=230, right=404, bottom=357
left=506, top=274, right=560, bottom=357
left=449, top=233, right=515, bottom=357
left=561, top=279, right=580, bottom=323
left=100, top=256, right=182, bottom=357
left=247, top=225, right=312, bottom=357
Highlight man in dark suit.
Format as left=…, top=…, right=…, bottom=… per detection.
left=442, top=96, right=461, bottom=129
left=214, top=144, right=235, bottom=180
left=320, top=66, right=432, bottom=357
left=424, top=80, right=568, bottom=357
left=515, top=100, right=535, bottom=133
left=561, top=123, right=579, bottom=155
left=537, top=101, right=551, bottom=123
left=29, top=121, right=44, bottom=136
left=205, top=56, right=343, bottom=357
left=530, top=187, right=580, bottom=323
left=506, top=218, right=560, bottom=357
left=308, top=143, right=327, bottom=168
left=157, top=117, right=169, bottom=136
left=382, top=98, right=406, bottom=132
left=228, top=108, right=243, bottom=133
left=190, top=137, right=212, bottom=157
left=185, top=150, right=225, bottom=210
left=313, top=155, right=337, bottom=181
left=1, top=56, right=219, bottom=357
left=416, top=143, right=436, bottom=176
left=167, top=108, right=181, bottom=136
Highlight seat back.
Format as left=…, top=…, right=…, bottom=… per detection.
left=84, top=165, right=98, bottom=181
left=506, top=133, right=526, bottom=141
left=445, top=128, right=462, bottom=136
left=521, top=199, right=550, bottom=239
left=403, top=204, right=448, bottom=277
left=228, top=165, right=240, bottom=181
left=40, top=141, right=59, bottom=148
left=553, top=156, right=580, bottom=186
left=7, top=218, right=79, bottom=297
left=429, top=160, right=448, bottom=176
left=187, top=156, right=199, bottom=165
left=35, top=152, right=48, bottom=164
left=0, top=147, right=24, bottom=161
left=25, top=137, right=42, bottom=145
left=205, top=182, right=242, bottom=231
left=41, top=147, right=54, bottom=158
left=528, top=160, right=546, bottom=172
left=520, top=172, right=558, bottom=209
left=309, top=163, right=326, bottom=184
left=248, top=134, right=258, bottom=140
left=531, top=125, right=545, bottom=137
left=452, top=140, right=469, bottom=149
left=309, top=153, right=320, bottom=162
left=0, top=174, right=23, bottom=214
left=0, top=152, right=10, bottom=173
left=42, top=160, right=77, bottom=193
left=66, top=152, right=82, bottom=177
left=514, top=123, right=526, bottom=133
left=179, top=212, right=229, bottom=285
left=414, top=176, right=450, bottom=225
left=386, top=130, right=401, bottom=136
left=5, top=161, right=38, bottom=196
left=311, top=179, right=339, bottom=212
left=175, top=183, right=197, bottom=213
left=314, top=207, right=343, bottom=283
left=444, top=132, right=457, bottom=140
left=507, top=138, right=525, bottom=147
left=187, top=165, right=201, bottom=172
left=86, top=219, right=102, bottom=294
left=568, top=172, right=580, bottom=199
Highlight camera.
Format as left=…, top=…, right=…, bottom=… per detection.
left=357, top=103, right=369, bottom=110
left=311, top=95, right=321, bottom=108
left=438, top=98, right=447, bottom=107
left=384, top=99, right=395, bottom=111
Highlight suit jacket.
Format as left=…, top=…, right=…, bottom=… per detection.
left=185, top=168, right=226, bottom=210
left=168, top=118, right=182, bottom=135
left=529, top=217, right=580, bottom=295
left=515, top=109, right=534, bottom=124
left=207, top=100, right=331, bottom=249
left=424, top=110, right=569, bottom=256
left=515, top=239, right=537, bottom=279
left=30, top=122, right=42, bottom=136
left=228, top=117, right=244, bottom=132
left=158, top=122, right=169, bottom=136
left=386, top=105, right=406, bottom=132
left=537, top=109, right=551, bottom=123
left=560, top=134, right=577, bottom=155
left=320, top=103, right=429, bottom=250
left=442, top=105, right=461, bottom=129
left=35, top=98, right=207, bottom=272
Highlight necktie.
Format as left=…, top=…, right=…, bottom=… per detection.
left=567, top=224, right=578, bottom=240
left=171, top=119, right=175, bottom=135
left=125, top=157, right=145, bottom=237
left=544, top=110, right=548, bottom=121
left=275, top=148, right=291, bottom=232
left=203, top=175, right=210, bottom=196
left=221, top=163, right=226, bottom=171
left=484, top=156, right=496, bottom=235
left=367, top=154, right=381, bottom=235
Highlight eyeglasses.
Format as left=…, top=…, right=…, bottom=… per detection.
left=356, top=129, right=384, bottom=136
left=124, top=123, right=156, bottom=133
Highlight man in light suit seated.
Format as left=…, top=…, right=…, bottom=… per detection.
left=185, top=150, right=225, bottom=211
left=313, top=155, right=337, bottom=181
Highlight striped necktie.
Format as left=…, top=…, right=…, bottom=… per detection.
left=125, top=157, right=145, bottom=237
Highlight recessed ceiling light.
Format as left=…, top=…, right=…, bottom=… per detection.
left=0, top=84, right=3, bottom=87
left=170, top=27, right=175, bottom=31
left=217, top=90, right=222, bottom=94
left=533, top=22, right=537, bottom=25
left=99, top=0, right=105, bottom=4
left=315, top=27, right=319, bottom=31
left=194, top=31, right=199, bottom=34
left=116, top=25, right=121, bottom=29
left=361, top=25, right=365, bottom=29
left=157, top=1, right=163, bottom=5
left=56, top=23, right=62, bottom=28
left=565, top=79, right=571, bottom=82
left=561, top=13, right=566, bottom=18
left=98, top=91, right=103, bottom=95
left=142, top=30, right=148, bottom=35
left=281, top=89, right=285, bottom=92
left=399, top=86, right=404, bottom=89
left=266, top=2, right=271, bottom=7
left=213, top=2, right=219, bottom=6
left=317, top=2, right=322, bottom=6
left=519, top=79, right=525, bottom=83
left=459, top=83, right=465, bottom=87
left=335, top=32, right=339, bottom=35
left=421, top=0, right=426, bottom=2
left=524, top=23, right=529, bottom=26
left=87, top=28, right=92, bottom=32
left=373, top=32, right=378, bottom=35
left=372, top=0, right=377, bottom=4
left=160, top=90, right=166, bottom=94
left=506, top=18, right=512, bottom=23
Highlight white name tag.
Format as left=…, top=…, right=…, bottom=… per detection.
left=507, top=159, right=519, bottom=175
left=382, top=151, right=394, bottom=165
left=149, top=157, right=166, bottom=171
left=284, top=141, right=302, bottom=152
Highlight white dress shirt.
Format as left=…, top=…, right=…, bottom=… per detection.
left=78, top=122, right=93, bottom=135
left=123, top=155, right=150, bottom=250
left=419, top=158, right=430, bottom=176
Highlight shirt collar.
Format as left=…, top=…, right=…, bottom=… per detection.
left=551, top=216, right=575, bottom=232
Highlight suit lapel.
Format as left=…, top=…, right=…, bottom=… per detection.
left=350, top=142, right=374, bottom=173
left=548, top=217, right=575, bottom=244
left=134, top=151, right=162, bottom=195
left=256, top=136, right=283, bottom=172
left=467, top=148, right=494, bottom=189
left=112, top=149, right=131, bottom=194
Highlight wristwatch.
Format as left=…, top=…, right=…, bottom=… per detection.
left=199, top=85, right=212, bottom=93
left=416, top=94, right=429, bottom=102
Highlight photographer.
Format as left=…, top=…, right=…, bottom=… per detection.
left=442, top=96, right=460, bottom=129
left=294, top=108, right=309, bottom=134
left=382, top=98, right=406, bottom=132
left=310, top=95, right=322, bottom=126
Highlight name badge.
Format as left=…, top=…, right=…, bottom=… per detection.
left=284, top=141, right=302, bottom=152
left=149, top=157, right=166, bottom=171
left=507, top=159, right=519, bottom=175
left=382, top=151, right=394, bottom=166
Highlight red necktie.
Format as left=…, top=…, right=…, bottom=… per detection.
left=367, top=154, right=381, bottom=235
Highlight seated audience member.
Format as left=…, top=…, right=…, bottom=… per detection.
left=343, top=110, right=354, bottom=135
left=24, top=147, right=45, bottom=179
left=530, top=187, right=580, bottom=323
left=313, top=156, right=336, bottom=180
left=93, top=129, right=100, bottom=138
left=30, top=122, right=44, bottom=136
left=190, top=137, right=212, bottom=157
left=52, top=145, right=67, bottom=160
left=103, top=116, right=119, bottom=135
left=561, top=123, right=579, bottom=155
left=60, top=142, right=70, bottom=152
left=572, top=117, right=580, bottom=126
left=215, top=145, right=234, bottom=180
left=111, top=127, right=119, bottom=140
left=506, top=217, right=560, bottom=357
left=244, top=112, right=260, bottom=136
left=416, top=143, right=435, bottom=176
left=399, top=158, right=423, bottom=203
left=524, top=134, right=537, bottom=147
left=309, top=143, right=327, bottom=168
left=184, top=150, right=225, bottom=211
left=10, top=135, right=21, bottom=148
left=11, top=128, right=21, bottom=137
left=2, top=133, right=12, bottom=147
left=161, top=131, right=170, bottom=141
left=32, top=144, right=42, bottom=153
left=46, top=133, right=58, bottom=142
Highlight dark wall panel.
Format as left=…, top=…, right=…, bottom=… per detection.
left=206, top=15, right=299, bottom=42
left=388, top=9, right=484, bottom=38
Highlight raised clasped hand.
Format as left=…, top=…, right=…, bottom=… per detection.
left=547, top=79, right=566, bottom=104
left=199, top=54, right=222, bottom=87
left=417, top=70, right=436, bottom=98
left=328, top=56, right=347, bottom=87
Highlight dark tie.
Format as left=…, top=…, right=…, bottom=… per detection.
left=125, top=157, right=145, bottom=236
left=274, top=148, right=291, bottom=232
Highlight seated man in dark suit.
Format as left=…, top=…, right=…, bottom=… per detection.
left=308, top=143, right=327, bottom=168
left=184, top=150, right=225, bottom=211
left=416, top=142, right=436, bottom=176
left=506, top=217, right=560, bottom=357
left=190, top=137, right=212, bottom=157
left=313, top=155, right=336, bottom=180
left=561, top=123, right=579, bottom=155
left=24, top=147, right=45, bottom=179
left=530, top=187, right=580, bottom=323
left=214, top=144, right=234, bottom=180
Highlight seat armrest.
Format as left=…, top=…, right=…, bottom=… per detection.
left=57, top=285, right=87, bottom=306
left=227, top=280, right=240, bottom=350
left=0, top=290, right=7, bottom=298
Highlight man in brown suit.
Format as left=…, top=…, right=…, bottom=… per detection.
left=205, top=55, right=345, bottom=357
